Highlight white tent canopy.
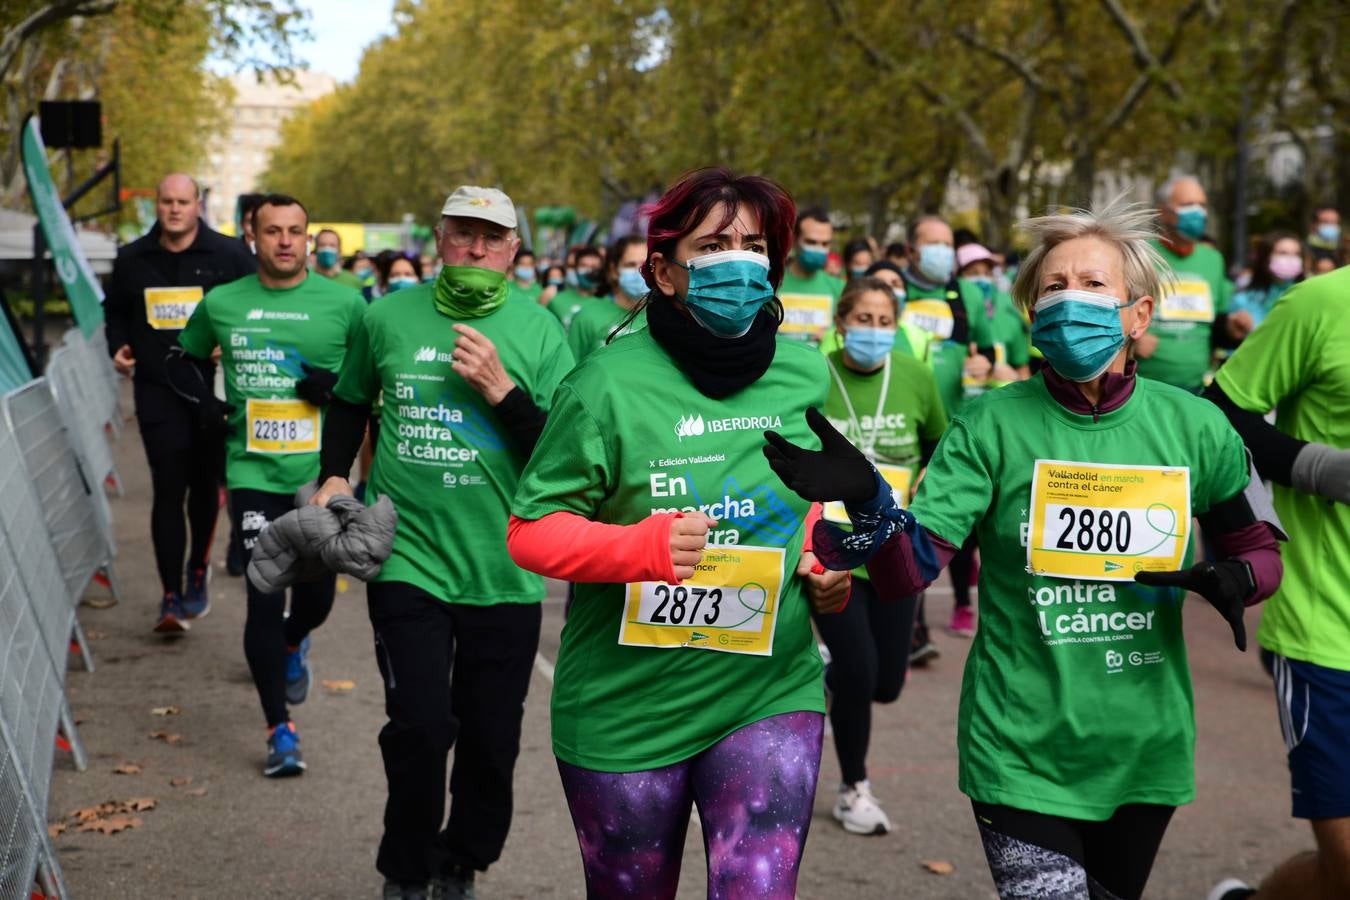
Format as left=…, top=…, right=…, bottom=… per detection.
left=0, top=207, right=116, bottom=274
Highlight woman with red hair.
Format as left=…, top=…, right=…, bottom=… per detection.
left=508, top=167, right=850, bottom=898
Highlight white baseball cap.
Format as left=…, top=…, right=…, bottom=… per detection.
left=440, top=186, right=517, bottom=229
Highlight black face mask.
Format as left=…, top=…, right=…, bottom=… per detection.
left=644, top=293, right=778, bottom=399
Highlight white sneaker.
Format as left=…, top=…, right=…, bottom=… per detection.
left=833, top=780, right=892, bottom=835
left=1206, top=878, right=1255, bottom=900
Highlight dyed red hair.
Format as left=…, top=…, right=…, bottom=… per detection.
left=642, top=167, right=797, bottom=290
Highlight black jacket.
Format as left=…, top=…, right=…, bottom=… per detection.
left=106, top=222, right=255, bottom=420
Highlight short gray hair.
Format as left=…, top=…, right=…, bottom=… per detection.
left=1011, top=194, right=1173, bottom=313
left=1154, top=173, right=1201, bottom=208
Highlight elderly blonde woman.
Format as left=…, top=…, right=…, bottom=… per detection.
left=761, top=197, right=1284, bottom=900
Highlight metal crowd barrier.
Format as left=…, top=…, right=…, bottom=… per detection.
left=61, top=326, right=123, bottom=446
left=45, top=347, right=117, bottom=543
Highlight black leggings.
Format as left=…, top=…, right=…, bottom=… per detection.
left=142, top=423, right=222, bottom=595
left=232, top=489, right=336, bottom=728
left=812, top=577, right=917, bottom=785
left=972, top=801, right=1175, bottom=900
left=949, top=533, right=978, bottom=610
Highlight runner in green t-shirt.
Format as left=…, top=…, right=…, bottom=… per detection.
left=818, top=277, right=947, bottom=836
left=567, top=235, right=648, bottom=362
left=1203, top=266, right=1350, bottom=900
left=508, top=246, right=542, bottom=304
left=778, top=207, right=845, bottom=344
left=1134, top=176, right=1251, bottom=391
left=311, top=227, right=362, bottom=290
left=168, top=194, right=366, bottom=781
left=763, top=197, right=1283, bottom=900
left=507, top=168, right=849, bottom=899
left=544, top=244, right=603, bottom=330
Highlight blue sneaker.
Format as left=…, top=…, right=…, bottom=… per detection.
left=285, top=636, right=312, bottom=705
left=182, top=566, right=211, bottom=619
left=264, top=722, right=306, bottom=777
left=153, top=592, right=190, bottom=634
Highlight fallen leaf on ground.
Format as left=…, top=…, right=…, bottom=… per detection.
left=76, top=815, right=142, bottom=835
left=921, top=860, right=955, bottom=876
left=169, top=776, right=192, bottom=787
left=150, top=705, right=180, bottom=717
left=148, top=730, right=183, bottom=745
left=85, top=630, right=107, bottom=640
left=320, top=679, right=355, bottom=692
left=112, top=763, right=141, bottom=775
left=185, top=787, right=208, bottom=797
left=336, top=576, right=350, bottom=593
left=125, top=798, right=157, bottom=812
left=48, top=822, right=67, bottom=838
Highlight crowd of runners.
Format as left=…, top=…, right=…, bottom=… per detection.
left=100, top=165, right=1348, bottom=900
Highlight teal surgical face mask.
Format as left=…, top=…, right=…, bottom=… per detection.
left=1174, top=204, right=1207, bottom=241
left=1031, top=289, right=1135, bottom=383
left=672, top=249, right=774, bottom=338
left=387, top=276, right=418, bottom=293
left=797, top=245, right=828, bottom=273
left=315, top=247, right=340, bottom=269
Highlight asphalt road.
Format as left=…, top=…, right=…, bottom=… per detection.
left=48, top=387, right=1311, bottom=899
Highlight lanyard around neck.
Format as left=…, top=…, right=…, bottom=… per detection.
left=826, top=353, right=891, bottom=459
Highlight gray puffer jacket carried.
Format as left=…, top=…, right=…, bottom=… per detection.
left=246, top=482, right=398, bottom=594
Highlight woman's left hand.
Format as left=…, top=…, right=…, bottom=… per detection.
left=799, top=550, right=851, bottom=614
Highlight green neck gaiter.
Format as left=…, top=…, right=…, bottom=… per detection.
left=433, top=265, right=508, bottom=318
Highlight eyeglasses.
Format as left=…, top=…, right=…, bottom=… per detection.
left=440, top=225, right=510, bottom=252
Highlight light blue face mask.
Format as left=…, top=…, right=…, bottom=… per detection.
left=672, top=250, right=774, bottom=338
left=1031, top=290, right=1136, bottom=383
left=1317, top=223, right=1341, bottom=244
left=917, top=243, right=955, bottom=283
left=617, top=268, right=648, bottom=300
left=514, top=265, right=536, bottom=282
left=797, top=246, right=828, bottom=273
left=387, top=276, right=418, bottom=293
left=1175, top=204, right=1207, bottom=241
left=315, top=247, right=340, bottom=269
left=843, top=327, right=896, bottom=369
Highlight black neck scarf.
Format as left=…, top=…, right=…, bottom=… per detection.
left=645, top=294, right=778, bottom=399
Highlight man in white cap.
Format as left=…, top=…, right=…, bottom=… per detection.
left=311, top=186, right=573, bottom=900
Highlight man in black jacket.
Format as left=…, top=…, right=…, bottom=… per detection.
left=106, top=173, right=255, bottom=632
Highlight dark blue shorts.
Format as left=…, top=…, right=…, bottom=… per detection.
left=1272, top=653, right=1350, bottom=819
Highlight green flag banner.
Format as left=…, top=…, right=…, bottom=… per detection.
left=0, top=308, right=33, bottom=391
left=20, top=116, right=105, bottom=338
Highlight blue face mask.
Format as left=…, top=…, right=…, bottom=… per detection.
left=1317, top=223, right=1341, bottom=244
left=673, top=250, right=774, bottom=338
left=917, top=243, right=955, bottom=283
left=387, top=276, right=418, bottom=293
left=1174, top=204, right=1207, bottom=241
left=849, top=267, right=868, bottom=279
left=547, top=278, right=564, bottom=289
left=892, top=288, right=907, bottom=313
left=843, top=327, right=896, bottom=369
left=618, top=268, right=648, bottom=299
left=514, top=265, right=535, bottom=282
left=1031, top=290, right=1135, bottom=383
left=797, top=246, right=828, bottom=273
left=315, top=247, right=339, bottom=269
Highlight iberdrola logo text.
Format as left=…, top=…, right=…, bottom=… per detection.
left=414, top=345, right=438, bottom=363
left=675, top=412, right=782, bottom=442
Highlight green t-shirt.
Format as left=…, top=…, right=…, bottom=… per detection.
left=512, top=329, right=829, bottom=771
left=508, top=281, right=542, bottom=305
left=1138, top=240, right=1230, bottom=390
left=179, top=273, right=365, bottom=494
left=778, top=269, right=844, bottom=344
left=910, top=374, right=1249, bottom=818
left=333, top=283, right=573, bottom=604
left=566, top=301, right=647, bottom=363
left=320, top=268, right=363, bottom=292
left=965, top=284, right=1031, bottom=397
left=545, top=289, right=599, bottom=331
left=903, top=278, right=994, bottom=416
left=1215, top=267, right=1350, bottom=670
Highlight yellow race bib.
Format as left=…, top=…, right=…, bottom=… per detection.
left=903, top=299, right=956, bottom=340
left=144, top=286, right=203, bottom=330
left=620, top=545, right=784, bottom=656
left=1028, top=459, right=1191, bottom=581
left=245, top=398, right=321, bottom=455
left=778, top=293, right=833, bottom=340
left=824, top=463, right=912, bottom=524
left=1157, top=276, right=1214, bottom=323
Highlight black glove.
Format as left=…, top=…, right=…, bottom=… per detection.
left=1135, top=560, right=1256, bottom=651
left=196, top=395, right=235, bottom=439
left=763, top=406, right=875, bottom=503
left=295, top=363, right=339, bottom=407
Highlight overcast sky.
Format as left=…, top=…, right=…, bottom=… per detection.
left=295, top=0, right=394, bottom=82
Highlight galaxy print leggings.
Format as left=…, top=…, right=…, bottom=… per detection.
left=556, top=711, right=824, bottom=899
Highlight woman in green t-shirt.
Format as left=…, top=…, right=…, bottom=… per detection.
left=763, top=197, right=1283, bottom=900
left=508, top=167, right=850, bottom=899
left=819, top=276, right=947, bottom=836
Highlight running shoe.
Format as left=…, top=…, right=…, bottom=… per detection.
left=383, top=881, right=429, bottom=900
left=264, top=721, right=306, bottom=777
left=430, top=866, right=476, bottom=900
left=833, top=781, right=892, bottom=835
left=153, top=592, right=190, bottom=634
left=1206, top=879, right=1256, bottom=900
left=182, top=566, right=211, bottom=619
left=285, top=635, right=313, bottom=705
left=948, top=605, right=976, bottom=637
left=909, top=628, right=940, bottom=667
